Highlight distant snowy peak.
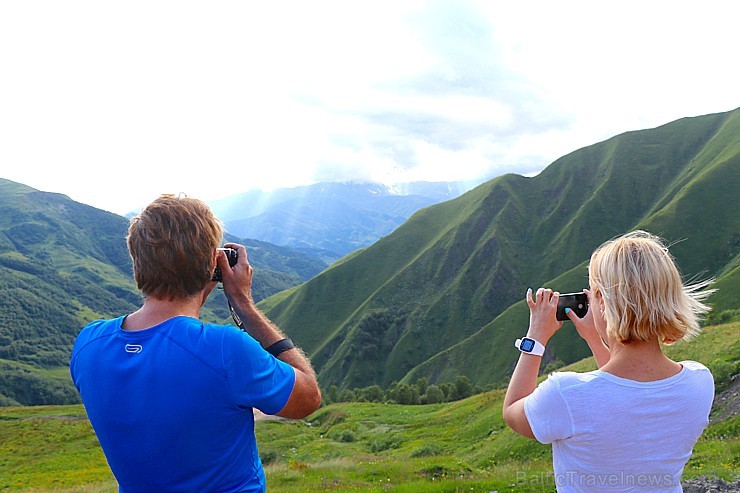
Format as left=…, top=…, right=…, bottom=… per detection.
left=208, top=179, right=487, bottom=259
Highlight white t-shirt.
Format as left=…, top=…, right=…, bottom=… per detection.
left=524, top=361, right=714, bottom=492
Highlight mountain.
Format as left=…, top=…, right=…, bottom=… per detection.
left=209, top=181, right=480, bottom=261
left=260, top=108, right=740, bottom=390
left=3, top=108, right=739, bottom=405
left=2, top=322, right=736, bottom=490
left=0, top=180, right=326, bottom=405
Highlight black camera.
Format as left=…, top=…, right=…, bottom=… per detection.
left=212, top=248, right=238, bottom=282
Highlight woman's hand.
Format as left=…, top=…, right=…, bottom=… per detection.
left=526, top=287, right=563, bottom=345
left=503, top=287, right=562, bottom=440
left=566, top=289, right=599, bottom=343
left=565, top=289, right=610, bottom=367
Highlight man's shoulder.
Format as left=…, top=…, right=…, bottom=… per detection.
left=161, top=319, right=260, bottom=358
left=167, top=318, right=244, bottom=342
left=71, top=317, right=124, bottom=365
left=75, top=317, right=122, bottom=344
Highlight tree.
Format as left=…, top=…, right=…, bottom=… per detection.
left=415, top=377, right=429, bottom=396
left=424, top=385, right=444, bottom=404
left=440, top=383, right=456, bottom=402
left=455, top=375, right=473, bottom=400
left=361, top=385, right=385, bottom=403
left=392, top=384, right=419, bottom=405
left=340, top=389, right=356, bottom=402
left=328, top=385, right=340, bottom=403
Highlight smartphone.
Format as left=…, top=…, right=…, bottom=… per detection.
left=557, top=292, right=588, bottom=321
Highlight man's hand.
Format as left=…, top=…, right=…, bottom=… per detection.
left=217, top=243, right=254, bottom=306
left=216, top=242, right=321, bottom=419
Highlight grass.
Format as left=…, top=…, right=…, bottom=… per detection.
left=0, top=323, right=737, bottom=492
left=0, top=406, right=113, bottom=492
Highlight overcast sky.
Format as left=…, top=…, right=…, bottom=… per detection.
left=1, top=0, right=738, bottom=214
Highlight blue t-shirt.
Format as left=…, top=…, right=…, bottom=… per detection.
left=70, top=316, right=296, bottom=493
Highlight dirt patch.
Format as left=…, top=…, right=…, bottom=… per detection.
left=710, top=374, right=739, bottom=424
left=682, top=476, right=740, bottom=492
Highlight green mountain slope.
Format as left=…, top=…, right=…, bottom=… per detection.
left=262, top=108, right=740, bottom=390
left=1, top=322, right=736, bottom=492
left=0, top=180, right=327, bottom=405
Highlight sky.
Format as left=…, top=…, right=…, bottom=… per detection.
left=1, top=1, right=738, bottom=215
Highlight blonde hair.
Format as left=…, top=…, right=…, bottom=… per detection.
left=588, top=230, right=714, bottom=345
left=127, top=194, right=223, bottom=300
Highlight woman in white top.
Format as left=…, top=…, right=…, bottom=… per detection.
left=503, top=231, right=715, bottom=492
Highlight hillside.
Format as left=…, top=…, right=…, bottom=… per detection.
left=1, top=322, right=736, bottom=492
left=261, top=108, right=740, bottom=390
left=209, top=181, right=478, bottom=260
left=0, top=180, right=326, bottom=405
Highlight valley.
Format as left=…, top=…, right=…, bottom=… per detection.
left=0, top=108, right=738, bottom=490
left=1, top=108, right=738, bottom=406
left=1, top=322, right=736, bottom=492
left=261, top=108, right=740, bottom=391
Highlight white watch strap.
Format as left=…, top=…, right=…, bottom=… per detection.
left=515, top=337, right=546, bottom=356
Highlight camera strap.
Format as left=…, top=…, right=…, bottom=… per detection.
left=228, top=301, right=247, bottom=331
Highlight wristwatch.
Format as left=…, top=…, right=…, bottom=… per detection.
left=515, top=337, right=545, bottom=356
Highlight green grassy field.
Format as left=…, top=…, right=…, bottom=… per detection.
left=1, top=323, right=737, bottom=492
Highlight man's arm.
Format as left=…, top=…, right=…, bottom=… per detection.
left=219, top=244, right=321, bottom=419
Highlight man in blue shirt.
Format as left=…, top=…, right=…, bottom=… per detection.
left=70, top=194, right=321, bottom=492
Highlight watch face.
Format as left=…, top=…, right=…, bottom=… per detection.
left=520, top=338, right=536, bottom=352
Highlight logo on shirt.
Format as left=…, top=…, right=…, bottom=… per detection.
left=125, top=344, right=143, bottom=354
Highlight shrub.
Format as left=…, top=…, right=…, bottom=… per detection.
left=411, top=441, right=444, bottom=458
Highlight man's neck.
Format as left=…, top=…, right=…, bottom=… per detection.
left=123, top=296, right=202, bottom=332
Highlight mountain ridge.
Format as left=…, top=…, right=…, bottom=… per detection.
left=209, top=180, right=483, bottom=260
left=0, top=179, right=327, bottom=405
left=1, top=108, right=738, bottom=405
left=261, top=108, right=740, bottom=390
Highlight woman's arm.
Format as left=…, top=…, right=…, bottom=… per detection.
left=503, top=288, right=563, bottom=439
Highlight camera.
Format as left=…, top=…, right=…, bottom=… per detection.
left=212, top=248, right=238, bottom=282
left=556, top=292, right=589, bottom=321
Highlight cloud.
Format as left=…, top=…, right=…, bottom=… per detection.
left=1, top=1, right=738, bottom=214
left=308, top=0, right=575, bottom=183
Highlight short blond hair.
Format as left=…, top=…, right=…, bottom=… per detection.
left=588, top=231, right=714, bottom=345
left=127, top=194, right=223, bottom=300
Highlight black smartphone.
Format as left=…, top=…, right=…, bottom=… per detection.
left=557, top=292, right=588, bottom=321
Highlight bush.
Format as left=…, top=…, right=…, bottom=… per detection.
left=340, top=430, right=356, bottom=443
left=369, top=434, right=402, bottom=453
left=411, top=441, right=444, bottom=458
left=259, top=449, right=280, bottom=465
